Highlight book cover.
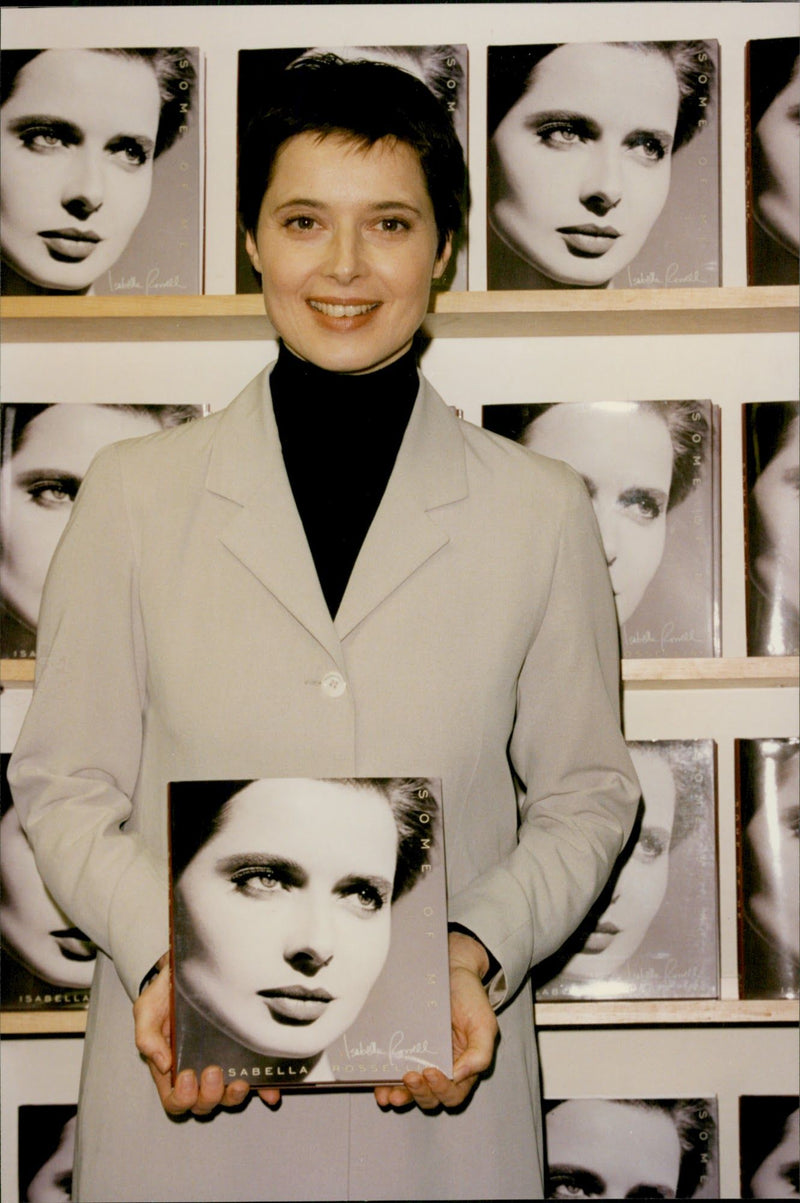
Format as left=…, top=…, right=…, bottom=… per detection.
left=0, top=48, right=204, bottom=297
left=0, top=402, right=207, bottom=660
left=1, top=753, right=95, bottom=1011
left=745, top=38, right=800, bottom=287
left=743, top=401, right=799, bottom=657
left=739, top=1095, right=799, bottom=1198
left=18, top=1104, right=77, bottom=1203
left=534, top=740, right=718, bottom=1001
left=486, top=40, right=720, bottom=292
left=236, top=46, right=469, bottom=293
left=482, top=400, right=721, bottom=658
left=169, top=777, right=452, bottom=1089
left=543, top=1096, right=719, bottom=1199
left=736, top=739, right=799, bottom=1001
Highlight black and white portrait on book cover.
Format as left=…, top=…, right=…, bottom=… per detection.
left=17, top=1104, right=77, bottom=1203
left=482, top=400, right=720, bottom=659
left=486, top=40, right=719, bottom=291
left=534, top=740, right=718, bottom=1001
left=236, top=44, right=468, bottom=292
left=746, top=37, right=799, bottom=286
left=0, top=402, right=207, bottom=660
left=739, top=1095, right=800, bottom=1199
left=0, top=47, right=203, bottom=297
left=169, top=777, right=452, bottom=1088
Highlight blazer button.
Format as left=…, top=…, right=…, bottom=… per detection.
left=321, top=671, right=347, bottom=698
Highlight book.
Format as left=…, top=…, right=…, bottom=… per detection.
left=0, top=753, right=95, bottom=1011
left=743, top=401, right=800, bottom=657
left=486, top=40, right=720, bottom=291
left=0, top=48, right=204, bottom=297
left=482, top=400, right=721, bottom=658
left=18, top=1104, right=77, bottom=1203
left=236, top=45, right=469, bottom=293
left=736, top=739, right=800, bottom=1000
left=543, top=1096, right=720, bottom=1199
left=534, top=740, right=718, bottom=1001
left=745, top=38, right=800, bottom=286
left=169, top=776, right=452, bottom=1088
left=0, top=402, right=207, bottom=660
left=739, top=1095, right=799, bottom=1198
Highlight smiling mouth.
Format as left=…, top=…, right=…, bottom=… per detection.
left=50, top=927, right=97, bottom=961
left=557, top=225, right=621, bottom=259
left=258, top=986, right=335, bottom=1025
left=308, top=299, right=381, bottom=319
left=38, top=229, right=102, bottom=263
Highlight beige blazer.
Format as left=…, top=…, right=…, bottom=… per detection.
left=10, top=368, right=639, bottom=1202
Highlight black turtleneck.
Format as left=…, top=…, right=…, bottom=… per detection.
left=270, top=342, right=419, bottom=618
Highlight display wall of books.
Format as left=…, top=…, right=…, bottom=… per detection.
left=482, top=400, right=721, bottom=659
left=236, top=44, right=469, bottom=293
left=534, top=740, right=718, bottom=1001
left=743, top=401, right=800, bottom=657
left=486, top=40, right=720, bottom=292
left=0, top=402, right=208, bottom=660
left=543, top=1096, right=720, bottom=1199
left=736, top=738, right=800, bottom=1001
left=0, top=754, right=95, bottom=1011
left=169, top=776, right=452, bottom=1088
left=0, top=47, right=204, bottom=298
left=745, top=38, right=800, bottom=287
left=17, top=1104, right=77, bottom=1203
left=739, top=1094, right=800, bottom=1199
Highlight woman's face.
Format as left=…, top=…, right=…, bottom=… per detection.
left=0, top=404, right=163, bottom=632
left=563, top=748, right=676, bottom=981
left=747, top=748, right=800, bottom=963
left=0, top=805, right=95, bottom=986
left=26, top=1114, right=76, bottom=1203
left=522, top=404, right=673, bottom=625
left=752, top=417, right=800, bottom=617
left=490, top=43, right=680, bottom=287
left=245, top=131, right=451, bottom=374
left=1, top=50, right=160, bottom=293
left=546, top=1099, right=682, bottom=1199
left=751, top=1107, right=800, bottom=1199
left=754, top=60, right=800, bottom=256
left=175, top=779, right=398, bottom=1059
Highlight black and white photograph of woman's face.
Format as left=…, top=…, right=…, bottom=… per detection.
left=0, top=50, right=161, bottom=293
left=174, top=779, right=398, bottom=1061
left=753, top=55, right=800, bottom=260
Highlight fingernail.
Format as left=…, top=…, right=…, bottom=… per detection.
left=206, top=1067, right=222, bottom=1087
left=177, top=1070, right=194, bottom=1091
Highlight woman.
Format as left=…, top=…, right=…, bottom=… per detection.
left=0, top=47, right=195, bottom=296
left=738, top=738, right=800, bottom=1000
left=744, top=401, right=800, bottom=657
left=0, top=402, right=202, bottom=657
left=482, top=400, right=711, bottom=639
left=740, top=1096, right=800, bottom=1199
left=544, top=1097, right=717, bottom=1199
left=170, top=776, right=444, bottom=1085
left=9, top=57, right=639, bottom=1201
left=747, top=38, right=799, bottom=286
left=535, top=741, right=714, bottom=998
left=18, top=1106, right=77, bottom=1203
left=487, top=41, right=716, bottom=290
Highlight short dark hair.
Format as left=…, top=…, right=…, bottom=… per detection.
left=0, top=48, right=196, bottom=158
left=170, top=777, right=439, bottom=901
left=488, top=41, right=716, bottom=151
left=237, top=55, right=465, bottom=257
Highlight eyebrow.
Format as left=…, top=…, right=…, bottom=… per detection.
left=7, top=113, right=155, bottom=151
left=216, top=853, right=306, bottom=886
left=336, top=872, right=393, bottom=896
left=272, top=198, right=424, bottom=216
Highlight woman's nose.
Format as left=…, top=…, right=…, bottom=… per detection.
left=580, top=145, right=623, bottom=217
left=61, top=149, right=104, bottom=220
left=592, top=501, right=618, bottom=567
left=284, top=896, right=334, bottom=975
left=323, top=224, right=364, bottom=284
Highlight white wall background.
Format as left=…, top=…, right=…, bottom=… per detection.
left=2, top=4, right=798, bottom=1200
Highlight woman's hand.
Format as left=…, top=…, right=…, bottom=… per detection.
left=374, top=931, right=498, bottom=1111
left=133, top=954, right=281, bottom=1115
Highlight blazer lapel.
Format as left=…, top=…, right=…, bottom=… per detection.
left=205, top=368, right=343, bottom=666
left=335, top=377, right=468, bottom=641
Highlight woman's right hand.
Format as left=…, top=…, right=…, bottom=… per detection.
left=133, top=955, right=281, bottom=1115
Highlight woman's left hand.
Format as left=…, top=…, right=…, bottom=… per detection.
left=374, top=931, right=498, bottom=1111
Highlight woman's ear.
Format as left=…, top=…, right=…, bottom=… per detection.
left=433, top=235, right=453, bottom=281
left=244, top=229, right=263, bottom=275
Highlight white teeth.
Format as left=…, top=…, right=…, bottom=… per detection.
left=309, top=301, right=378, bottom=317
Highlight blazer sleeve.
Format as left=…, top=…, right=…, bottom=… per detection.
left=8, top=443, right=168, bottom=1001
left=448, top=470, right=641, bottom=1008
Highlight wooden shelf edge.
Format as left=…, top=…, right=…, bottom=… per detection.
left=1, top=1010, right=88, bottom=1035
left=534, top=999, right=800, bottom=1027
left=4, top=657, right=797, bottom=688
